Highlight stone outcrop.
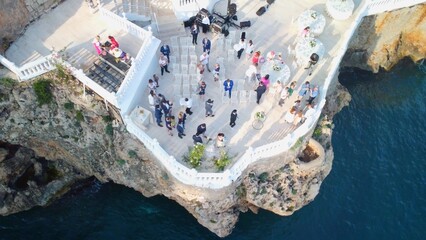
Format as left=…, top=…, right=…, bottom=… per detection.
left=0, top=0, right=63, bottom=53
left=0, top=68, right=334, bottom=237
left=341, top=4, right=426, bottom=72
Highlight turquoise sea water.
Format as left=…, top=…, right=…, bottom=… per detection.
left=1, top=60, right=425, bottom=239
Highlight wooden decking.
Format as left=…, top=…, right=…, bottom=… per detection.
left=5, top=0, right=361, bottom=172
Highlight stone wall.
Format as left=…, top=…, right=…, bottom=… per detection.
left=0, top=0, right=64, bottom=53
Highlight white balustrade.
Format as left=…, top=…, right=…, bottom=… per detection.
left=365, top=0, right=426, bottom=16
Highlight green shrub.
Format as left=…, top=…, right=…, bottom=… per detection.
left=185, top=144, right=205, bottom=168
left=236, top=185, right=246, bottom=198
left=313, top=127, right=322, bottom=139
left=117, top=159, right=126, bottom=166
left=105, top=123, right=113, bottom=136
left=214, top=150, right=231, bottom=171
left=128, top=150, right=137, bottom=159
left=56, top=64, right=70, bottom=81
left=258, top=172, right=269, bottom=183
left=33, top=79, right=53, bottom=106
left=75, top=110, right=84, bottom=122
left=102, top=115, right=113, bottom=122
left=64, top=102, right=74, bottom=110
left=0, top=77, right=16, bottom=88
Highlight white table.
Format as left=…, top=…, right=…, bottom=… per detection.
left=297, top=10, right=326, bottom=36
left=295, top=37, right=325, bottom=67
left=260, top=60, right=291, bottom=85
left=326, top=0, right=355, bottom=20
left=130, top=106, right=153, bottom=130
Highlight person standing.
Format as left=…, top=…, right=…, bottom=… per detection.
left=177, top=122, right=185, bottom=139
left=230, top=109, right=238, bottom=128
left=284, top=106, right=296, bottom=123
left=199, top=52, right=211, bottom=72
left=216, top=133, right=226, bottom=148
left=184, top=98, right=193, bottom=115
left=159, top=53, right=170, bottom=75
left=223, top=79, right=234, bottom=98
left=213, top=63, right=220, bottom=82
left=237, top=38, right=247, bottom=59
left=260, top=74, right=270, bottom=88
left=160, top=44, right=171, bottom=63
left=255, top=81, right=267, bottom=104
left=93, top=35, right=103, bottom=55
left=191, top=23, right=199, bottom=45
left=196, top=123, right=207, bottom=138
left=307, top=86, right=319, bottom=104
left=298, top=81, right=310, bottom=100
left=205, top=99, right=215, bottom=117
left=303, top=104, right=316, bottom=122
left=154, top=105, right=163, bottom=127
left=148, top=90, right=157, bottom=109
left=278, top=87, right=290, bottom=107
left=178, top=111, right=187, bottom=128
left=201, top=15, right=210, bottom=33
left=198, top=81, right=207, bottom=101
left=245, top=40, right=255, bottom=59
left=165, top=116, right=173, bottom=136
left=202, top=37, right=211, bottom=54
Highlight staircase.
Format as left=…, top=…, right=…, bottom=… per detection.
left=149, top=0, right=187, bottom=41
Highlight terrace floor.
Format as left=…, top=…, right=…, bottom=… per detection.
left=132, top=0, right=361, bottom=171
left=5, top=0, right=142, bottom=72
left=4, top=0, right=361, bottom=172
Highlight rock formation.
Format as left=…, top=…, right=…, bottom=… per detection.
left=0, top=66, right=337, bottom=237
left=341, top=4, right=426, bottom=73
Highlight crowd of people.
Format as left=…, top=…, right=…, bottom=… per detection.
left=138, top=21, right=323, bottom=168
left=92, top=35, right=132, bottom=63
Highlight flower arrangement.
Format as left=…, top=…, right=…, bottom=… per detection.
left=255, top=111, right=266, bottom=121
left=272, top=64, right=282, bottom=71
left=309, top=40, right=317, bottom=48
left=185, top=144, right=205, bottom=168
left=214, top=150, right=231, bottom=171
left=311, top=12, right=317, bottom=19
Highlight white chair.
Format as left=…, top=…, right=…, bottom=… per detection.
left=216, top=57, right=224, bottom=66
left=191, top=84, right=199, bottom=94
left=185, top=36, right=192, bottom=46
left=181, top=55, right=188, bottom=64
left=189, top=64, right=196, bottom=74
left=225, top=38, right=233, bottom=49
left=172, top=63, right=180, bottom=73
left=181, top=64, right=189, bottom=74
left=188, top=45, right=196, bottom=55
left=169, top=55, right=177, bottom=64
left=182, top=84, right=191, bottom=98
left=237, top=79, right=245, bottom=91
left=216, top=37, right=224, bottom=49
left=231, top=93, right=239, bottom=103
left=172, top=46, right=179, bottom=56
left=174, top=73, right=182, bottom=84
left=249, top=90, right=257, bottom=103
left=190, top=55, right=198, bottom=65
left=171, top=36, right=178, bottom=46
left=190, top=74, right=198, bottom=84
left=182, top=74, right=190, bottom=85
left=181, top=46, right=188, bottom=55
left=179, top=37, right=187, bottom=46
left=239, top=90, right=249, bottom=103
left=228, top=49, right=234, bottom=61
left=228, top=30, right=236, bottom=42
left=173, top=84, right=181, bottom=95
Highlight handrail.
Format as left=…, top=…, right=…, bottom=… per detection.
left=365, top=0, right=426, bottom=16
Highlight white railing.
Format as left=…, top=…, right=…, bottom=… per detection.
left=365, top=0, right=426, bottom=16
left=99, top=6, right=151, bottom=40
left=0, top=54, right=23, bottom=79
left=0, top=54, right=56, bottom=81
left=115, top=31, right=153, bottom=107
left=63, top=61, right=119, bottom=107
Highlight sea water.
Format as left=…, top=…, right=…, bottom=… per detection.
left=0, top=60, right=425, bottom=240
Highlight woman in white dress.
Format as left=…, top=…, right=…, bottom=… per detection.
left=284, top=106, right=296, bottom=123
left=245, top=40, right=255, bottom=59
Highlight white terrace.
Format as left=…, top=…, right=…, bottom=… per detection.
left=1, top=0, right=424, bottom=189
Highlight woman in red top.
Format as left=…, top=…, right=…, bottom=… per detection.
left=108, top=36, right=119, bottom=49
left=252, top=51, right=260, bottom=64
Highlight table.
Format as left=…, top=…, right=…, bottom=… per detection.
left=260, top=60, right=291, bottom=85
left=130, top=106, right=153, bottom=130
left=326, top=0, right=355, bottom=20
left=295, top=37, right=325, bottom=67
left=297, top=10, right=326, bottom=36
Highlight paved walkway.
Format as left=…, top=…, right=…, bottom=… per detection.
left=5, top=0, right=142, bottom=70
left=5, top=0, right=361, bottom=172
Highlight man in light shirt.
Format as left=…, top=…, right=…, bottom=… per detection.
left=199, top=52, right=211, bottom=72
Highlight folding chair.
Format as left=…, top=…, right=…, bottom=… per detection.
left=181, top=55, right=188, bottom=64
left=172, top=63, right=180, bottom=73
left=181, top=64, right=188, bottom=74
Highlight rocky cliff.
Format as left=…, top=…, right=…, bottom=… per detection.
left=0, top=0, right=64, bottom=53
left=341, top=4, right=426, bottom=73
